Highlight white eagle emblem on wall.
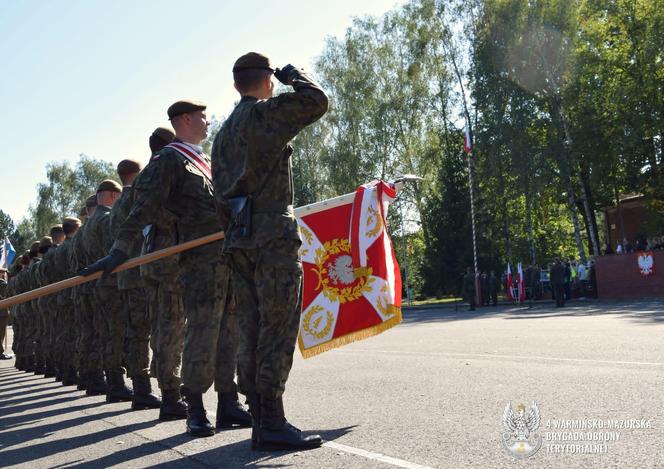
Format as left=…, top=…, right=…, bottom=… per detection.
left=638, top=252, right=655, bottom=276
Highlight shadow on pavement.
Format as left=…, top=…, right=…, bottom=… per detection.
left=0, top=400, right=101, bottom=428
left=0, top=388, right=78, bottom=407
left=401, top=299, right=664, bottom=326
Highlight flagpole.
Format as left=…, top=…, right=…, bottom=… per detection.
left=465, top=126, right=480, bottom=304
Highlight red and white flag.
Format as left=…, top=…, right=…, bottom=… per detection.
left=463, top=123, right=472, bottom=153
left=517, top=262, right=526, bottom=303
left=296, top=181, right=402, bottom=358
left=506, top=263, right=515, bottom=303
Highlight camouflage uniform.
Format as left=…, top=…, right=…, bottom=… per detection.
left=36, top=244, right=59, bottom=374
left=52, top=237, right=77, bottom=379
left=81, top=205, right=127, bottom=378
left=139, top=214, right=185, bottom=392
left=109, top=185, right=153, bottom=380
left=0, top=277, right=8, bottom=356
left=113, top=142, right=235, bottom=395
left=211, top=68, right=328, bottom=399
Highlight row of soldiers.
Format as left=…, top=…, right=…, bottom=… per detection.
left=2, top=52, right=329, bottom=451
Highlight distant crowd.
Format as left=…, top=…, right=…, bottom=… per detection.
left=604, top=236, right=664, bottom=255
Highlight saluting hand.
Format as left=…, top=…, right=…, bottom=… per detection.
left=274, top=64, right=297, bottom=86
left=79, top=249, right=128, bottom=280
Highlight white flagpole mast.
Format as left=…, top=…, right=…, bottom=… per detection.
left=465, top=119, right=480, bottom=304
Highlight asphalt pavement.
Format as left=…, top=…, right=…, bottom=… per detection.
left=1, top=299, right=663, bottom=468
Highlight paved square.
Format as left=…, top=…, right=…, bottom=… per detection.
left=1, top=299, right=663, bottom=468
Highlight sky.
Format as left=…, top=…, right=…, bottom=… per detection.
left=0, top=0, right=405, bottom=223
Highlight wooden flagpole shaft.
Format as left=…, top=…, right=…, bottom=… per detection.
left=0, top=231, right=225, bottom=310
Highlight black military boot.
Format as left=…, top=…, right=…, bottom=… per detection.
left=62, top=367, right=78, bottom=386
left=216, top=391, right=252, bottom=429
left=15, top=356, right=25, bottom=371
left=159, top=389, right=188, bottom=421
left=184, top=391, right=215, bottom=437
left=44, top=358, right=56, bottom=378
left=257, top=396, right=323, bottom=451
left=106, top=371, right=133, bottom=403
left=246, top=393, right=261, bottom=450
left=34, top=354, right=45, bottom=375
left=24, top=356, right=36, bottom=373
left=76, top=371, right=88, bottom=391
left=131, top=375, right=162, bottom=410
left=55, top=364, right=64, bottom=382
left=85, top=371, right=108, bottom=396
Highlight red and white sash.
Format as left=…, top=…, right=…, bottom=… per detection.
left=154, top=142, right=212, bottom=182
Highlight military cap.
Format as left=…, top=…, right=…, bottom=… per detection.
left=96, top=179, right=122, bottom=193
left=167, top=100, right=206, bottom=120
left=63, top=217, right=81, bottom=234
left=152, top=126, right=175, bottom=142
left=49, top=224, right=64, bottom=237
left=39, top=236, right=53, bottom=253
left=85, top=195, right=98, bottom=208
left=117, top=159, right=142, bottom=176
left=29, top=241, right=41, bottom=255
left=232, top=52, right=274, bottom=72
left=0, top=267, right=7, bottom=273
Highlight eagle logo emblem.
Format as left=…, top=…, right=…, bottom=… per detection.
left=501, top=401, right=542, bottom=459
left=638, top=252, right=655, bottom=276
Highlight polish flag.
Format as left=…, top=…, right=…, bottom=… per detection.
left=463, top=124, right=472, bottom=153
left=506, top=263, right=515, bottom=303
left=517, top=262, right=526, bottom=303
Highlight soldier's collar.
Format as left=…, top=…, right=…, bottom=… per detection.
left=240, top=95, right=258, bottom=103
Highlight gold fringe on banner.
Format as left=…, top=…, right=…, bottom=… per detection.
left=298, top=308, right=403, bottom=359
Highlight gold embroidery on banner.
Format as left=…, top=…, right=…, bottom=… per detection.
left=303, top=305, right=334, bottom=339
left=312, top=238, right=374, bottom=304
left=365, top=206, right=382, bottom=238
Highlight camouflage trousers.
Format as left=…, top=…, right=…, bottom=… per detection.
left=37, top=295, right=57, bottom=364
left=121, top=288, right=152, bottom=379
left=178, top=241, right=238, bottom=395
left=55, top=293, right=76, bottom=373
left=77, top=290, right=103, bottom=374
left=11, top=306, right=23, bottom=358
left=0, top=315, right=8, bottom=355
left=24, top=302, right=38, bottom=360
left=93, top=286, right=127, bottom=376
left=227, top=238, right=302, bottom=399
left=144, top=277, right=184, bottom=392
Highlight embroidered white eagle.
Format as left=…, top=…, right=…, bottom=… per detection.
left=638, top=253, right=654, bottom=276
left=503, top=401, right=540, bottom=441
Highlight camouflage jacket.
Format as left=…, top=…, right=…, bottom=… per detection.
left=0, top=279, right=7, bottom=318
left=113, top=143, right=220, bottom=256
left=82, top=205, right=116, bottom=288
left=211, top=68, right=328, bottom=249
left=110, top=185, right=143, bottom=290
left=139, top=208, right=179, bottom=284
left=68, top=224, right=91, bottom=293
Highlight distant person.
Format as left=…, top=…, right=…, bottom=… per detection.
left=616, top=242, right=623, bottom=254
left=550, top=261, right=566, bottom=308
left=603, top=243, right=613, bottom=255
left=636, top=237, right=647, bottom=251
left=488, top=271, right=499, bottom=306
left=564, top=262, right=572, bottom=300
left=463, top=267, right=476, bottom=311
left=624, top=238, right=634, bottom=253
left=480, top=272, right=489, bottom=306
left=0, top=268, right=12, bottom=360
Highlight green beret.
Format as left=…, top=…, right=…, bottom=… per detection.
left=151, top=126, right=175, bottom=142
left=167, top=100, right=206, bottom=120
left=63, top=217, right=81, bottom=233
left=85, top=195, right=98, bottom=207
left=29, top=241, right=41, bottom=255
left=117, top=159, right=142, bottom=176
left=49, top=224, right=64, bottom=237
left=96, top=179, right=122, bottom=193
left=233, top=52, right=274, bottom=72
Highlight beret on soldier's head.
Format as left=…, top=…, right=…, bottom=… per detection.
left=167, top=100, right=207, bottom=120
left=29, top=241, right=40, bottom=255
left=63, top=217, right=81, bottom=234
left=49, top=224, right=64, bottom=237
left=85, top=195, right=98, bottom=207
left=96, top=179, right=122, bottom=194
left=39, top=236, right=53, bottom=251
left=117, top=159, right=142, bottom=176
left=0, top=267, right=7, bottom=273
left=151, top=126, right=175, bottom=143
left=232, top=52, right=274, bottom=73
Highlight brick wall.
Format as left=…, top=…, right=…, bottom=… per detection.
left=595, top=250, right=664, bottom=299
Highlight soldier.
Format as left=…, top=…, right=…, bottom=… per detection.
left=83, top=103, right=249, bottom=437
left=140, top=126, right=189, bottom=421
left=70, top=194, right=107, bottom=394
left=35, top=235, right=57, bottom=377
left=0, top=267, right=12, bottom=360
left=10, top=253, right=30, bottom=370
left=462, top=267, right=476, bottom=312
left=26, top=240, right=44, bottom=373
left=212, top=52, right=328, bottom=450
left=109, top=159, right=162, bottom=410
left=51, top=217, right=82, bottom=385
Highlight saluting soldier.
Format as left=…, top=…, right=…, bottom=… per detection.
left=212, top=52, right=328, bottom=450
left=83, top=102, right=248, bottom=437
